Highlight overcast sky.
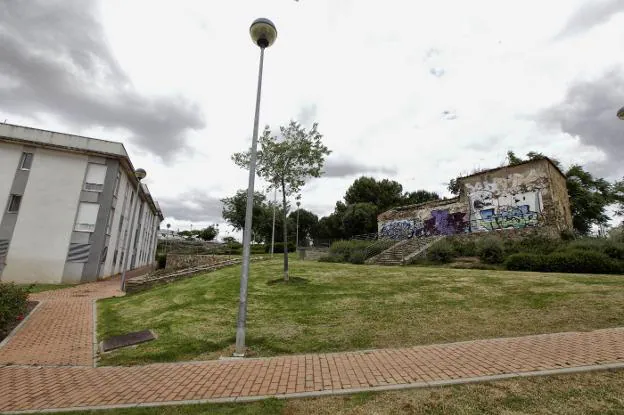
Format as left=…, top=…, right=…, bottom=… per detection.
left=1, top=0, right=623, bottom=237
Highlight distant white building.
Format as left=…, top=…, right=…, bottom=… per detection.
left=0, top=123, right=164, bottom=284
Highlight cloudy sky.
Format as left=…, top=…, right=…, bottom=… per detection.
left=1, top=0, right=623, bottom=237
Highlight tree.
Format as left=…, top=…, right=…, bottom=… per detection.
left=344, top=177, right=405, bottom=212
left=199, top=225, right=218, bottom=241
left=506, top=150, right=524, bottom=166
left=403, top=190, right=440, bottom=205
left=342, top=202, right=378, bottom=236
left=447, top=178, right=461, bottom=196
left=288, top=208, right=319, bottom=246
left=221, top=190, right=270, bottom=242
left=233, top=121, right=331, bottom=281
left=566, top=165, right=616, bottom=235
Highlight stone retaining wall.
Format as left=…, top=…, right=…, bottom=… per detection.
left=165, top=254, right=236, bottom=270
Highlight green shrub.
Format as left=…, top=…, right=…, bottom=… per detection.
left=448, top=238, right=477, bottom=256
left=318, top=254, right=345, bottom=263
left=603, top=242, right=624, bottom=260
left=560, top=229, right=576, bottom=241
left=265, top=242, right=296, bottom=254
left=506, top=250, right=622, bottom=274
left=0, top=282, right=29, bottom=338
left=427, top=240, right=456, bottom=263
left=156, top=254, right=166, bottom=269
left=251, top=244, right=266, bottom=254
left=477, top=237, right=505, bottom=264
left=328, top=240, right=372, bottom=263
left=516, top=234, right=561, bottom=254
left=505, top=253, right=545, bottom=272
left=348, top=250, right=366, bottom=264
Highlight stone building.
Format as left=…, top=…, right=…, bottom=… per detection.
left=378, top=158, right=572, bottom=239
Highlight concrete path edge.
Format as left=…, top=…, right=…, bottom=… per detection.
left=4, top=361, right=624, bottom=414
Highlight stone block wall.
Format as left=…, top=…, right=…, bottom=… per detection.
left=378, top=158, right=572, bottom=239
left=165, top=254, right=236, bottom=270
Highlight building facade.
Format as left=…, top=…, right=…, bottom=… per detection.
left=0, top=123, right=164, bottom=284
left=378, top=158, right=573, bottom=239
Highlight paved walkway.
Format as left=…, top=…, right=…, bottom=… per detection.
left=1, top=279, right=624, bottom=412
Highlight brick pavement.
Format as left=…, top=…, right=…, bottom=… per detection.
left=1, top=279, right=624, bottom=412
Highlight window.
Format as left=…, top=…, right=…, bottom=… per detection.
left=113, top=171, right=121, bottom=195
left=74, top=202, right=100, bottom=232
left=118, top=214, right=124, bottom=233
left=19, top=152, right=33, bottom=170
left=113, top=249, right=118, bottom=265
left=7, top=195, right=22, bottom=213
left=106, top=208, right=115, bottom=235
left=84, top=163, right=107, bottom=192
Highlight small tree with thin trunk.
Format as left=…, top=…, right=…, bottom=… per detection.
left=233, top=121, right=331, bottom=281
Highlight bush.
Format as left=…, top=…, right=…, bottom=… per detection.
left=603, top=242, right=624, bottom=260
left=156, top=254, right=166, bottom=269
left=0, top=282, right=29, bottom=338
left=348, top=250, right=366, bottom=264
left=318, top=254, right=345, bottom=263
left=251, top=244, right=266, bottom=255
left=448, top=238, right=477, bottom=256
left=427, top=240, right=456, bottom=263
left=477, top=238, right=505, bottom=264
left=327, top=240, right=372, bottom=263
left=265, top=242, right=296, bottom=254
left=506, top=250, right=622, bottom=274
left=560, top=229, right=576, bottom=241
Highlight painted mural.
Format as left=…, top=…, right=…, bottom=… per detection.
left=379, top=210, right=469, bottom=239
left=468, top=189, right=543, bottom=232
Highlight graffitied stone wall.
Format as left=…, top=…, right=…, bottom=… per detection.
left=378, top=158, right=572, bottom=239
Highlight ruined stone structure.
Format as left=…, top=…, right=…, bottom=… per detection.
left=378, top=158, right=572, bottom=238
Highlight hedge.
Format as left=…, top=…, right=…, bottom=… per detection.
left=0, top=283, right=29, bottom=338
left=264, top=242, right=296, bottom=254
left=505, top=249, right=623, bottom=274
left=477, top=237, right=505, bottom=264
left=427, top=240, right=456, bottom=263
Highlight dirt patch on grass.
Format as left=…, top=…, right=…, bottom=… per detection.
left=266, top=276, right=309, bottom=285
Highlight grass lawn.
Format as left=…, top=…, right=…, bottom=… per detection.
left=19, top=283, right=75, bottom=293
left=50, top=369, right=624, bottom=414
left=97, top=259, right=624, bottom=366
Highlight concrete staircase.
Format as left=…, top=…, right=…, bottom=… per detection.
left=367, top=235, right=444, bottom=265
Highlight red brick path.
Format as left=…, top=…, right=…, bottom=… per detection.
left=1, top=279, right=624, bottom=412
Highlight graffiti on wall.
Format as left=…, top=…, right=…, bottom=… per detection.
left=379, top=219, right=415, bottom=239
left=468, top=190, right=542, bottom=232
left=380, top=211, right=469, bottom=239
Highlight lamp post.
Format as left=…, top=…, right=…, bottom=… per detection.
left=235, top=18, right=277, bottom=357
left=295, top=195, right=301, bottom=252
left=120, top=168, right=147, bottom=291
left=271, top=188, right=277, bottom=257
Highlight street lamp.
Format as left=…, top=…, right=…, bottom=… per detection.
left=120, top=168, right=147, bottom=291
left=235, top=18, right=277, bottom=357
left=295, top=195, right=301, bottom=252
left=617, top=106, right=624, bottom=120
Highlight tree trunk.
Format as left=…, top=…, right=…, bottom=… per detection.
left=281, top=180, right=289, bottom=282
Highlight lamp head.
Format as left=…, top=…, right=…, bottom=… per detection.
left=135, top=168, right=147, bottom=181
left=250, top=18, right=277, bottom=48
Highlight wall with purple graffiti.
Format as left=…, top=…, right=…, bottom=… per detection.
left=378, top=158, right=572, bottom=239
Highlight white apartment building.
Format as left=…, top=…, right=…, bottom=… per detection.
left=0, top=123, right=164, bottom=284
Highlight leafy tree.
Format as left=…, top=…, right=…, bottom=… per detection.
left=344, top=177, right=405, bottom=212
left=506, top=150, right=524, bottom=166
left=447, top=178, right=461, bottom=196
left=221, top=190, right=270, bottom=242
left=566, top=165, right=616, bottom=235
left=288, top=208, right=319, bottom=246
left=199, top=225, right=218, bottom=241
left=403, top=190, right=440, bottom=205
left=233, top=121, right=331, bottom=281
left=342, top=202, right=378, bottom=236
